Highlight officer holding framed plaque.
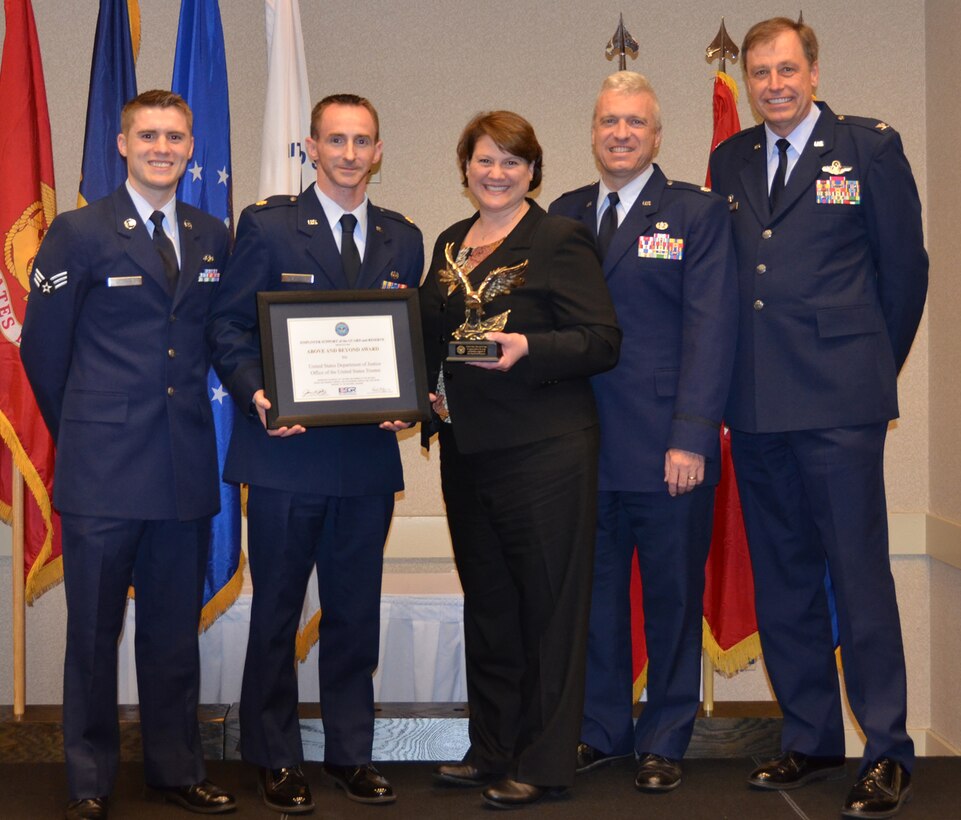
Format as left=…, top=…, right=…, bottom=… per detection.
left=208, top=94, right=423, bottom=811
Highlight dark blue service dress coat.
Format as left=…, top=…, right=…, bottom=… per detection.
left=207, top=189, right=424, bottom=768
left=550, top=166, right=737, bottom=759
left=708, top=101, right=927, bottom=770
left=21, top=184, right=230, bottom=798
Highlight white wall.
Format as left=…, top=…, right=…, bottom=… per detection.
left=1, top=0, right=955, bottom=753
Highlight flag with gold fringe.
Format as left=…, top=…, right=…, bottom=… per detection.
left=702, top=68, right=762, bottom=675
left=628, top=66, right=760, bottom=700
left=172, top=0, right=245, bottom=630
left=629, top=553, right=648, bottom=700
left=0, top=0, right=61, bottom=601
left=256, top=0, right=319, bottom=660
left=705, top=70, right=741, bottom=187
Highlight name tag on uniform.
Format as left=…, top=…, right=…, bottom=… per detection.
left=281, top=272, right=314, bottom=284
left=107, top=275, right=143, bottom=287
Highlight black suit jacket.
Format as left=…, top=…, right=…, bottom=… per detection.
left=420, top=200, right=621, bottom=454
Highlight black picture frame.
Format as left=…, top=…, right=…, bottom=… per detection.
left=257, top=289, right=429, bottom=429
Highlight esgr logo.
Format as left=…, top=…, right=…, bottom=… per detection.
left=339, top=386, right=357, bottom=395
left=335, top=322, right=349, bottom=336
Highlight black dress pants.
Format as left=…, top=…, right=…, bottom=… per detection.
left=439, top=425, right=599, bottom=788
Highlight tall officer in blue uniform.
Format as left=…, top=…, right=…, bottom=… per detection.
left=708, top=18, right=927, bottom=819
left=550, top=72, right=737, bottom=793
left=207, top=94, right=423, bottom=812
left=21, top=90, right=235, bottom=820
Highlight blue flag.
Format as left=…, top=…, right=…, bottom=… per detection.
left=172, top=0, right=243, bottom=628
left=78, top=0, right=138, bottom=206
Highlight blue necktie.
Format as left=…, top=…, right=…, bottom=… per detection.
left=769, top=138, right=790, bottom=212
left=597, top=192, right=620, bottom=259
left=150, top=210, right=179, bottom=294
left=340, top=213, right=360, bottom=287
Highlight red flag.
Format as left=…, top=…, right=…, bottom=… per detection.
left=702, top=70, right=761, bottom=673
left=705, top=70, right=741, bottom=187
left=0, top=0, right=62, bottom=601
left=627, top=70, right=759, bottom=698
left=629, top=552, right=648, bottom=699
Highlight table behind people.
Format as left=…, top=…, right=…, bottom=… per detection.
left=420, top=110, right=620, bottom=810
left=21, top=89, right=235, bottom=820
left=207, top=93, right=423, bottom=812
left=707, top=17, right=927, bottom=820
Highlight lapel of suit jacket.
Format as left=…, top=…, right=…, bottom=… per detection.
left=737, top=124, right=773, bottom=225
left=113, top=186, right=169, bottom=293
left=770, top=102, right=836, bottom=221
left=356, top=201, right=392, bottom=290
left=464, top=199, right=541, bottom=290
left=604, top=166, right=664, bottom=274
left=172, top=205, right=201, bottom=305
left=300, top=190, right=347, bottom=289
left=572, top=182, right=600, bottom=235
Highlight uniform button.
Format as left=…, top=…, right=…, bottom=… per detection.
left=167, top=386, right=175, bottom=396
left=753, top=299, right=765, bottom=311
left=761, top=229, right=773, bottom=239
left=756, top=264, right=767, bottom=274
left=167, top=348, right=176, bottom=358
left=169, top=314, right=176, bottom=322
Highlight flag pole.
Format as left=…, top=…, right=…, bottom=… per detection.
left=700, top=18, right=741, bottom=717
left=12, top=461, right=26, bottom=718
left=702, top=652, right=714, bottom=716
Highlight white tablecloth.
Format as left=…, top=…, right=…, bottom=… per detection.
left=117, top=577, right=467, bottom=704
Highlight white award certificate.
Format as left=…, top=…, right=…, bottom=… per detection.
left=287, top=314, right=400, bottom=403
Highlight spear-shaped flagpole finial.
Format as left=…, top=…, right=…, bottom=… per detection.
left=705, top=17, right=739, bottom=74
left=798, top=10, right=805, bottom=24
left=605, top=13, right=639, bottom=71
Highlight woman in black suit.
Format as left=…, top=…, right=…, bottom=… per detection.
left=421, top=111, right=621, bottom=808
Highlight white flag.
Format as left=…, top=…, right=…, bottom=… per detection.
left=259, top=0, right=320, bottom=665
left=258, top=0, right=313, bottom=198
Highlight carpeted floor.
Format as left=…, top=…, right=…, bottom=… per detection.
left=0, top=756, right=954, bottom=819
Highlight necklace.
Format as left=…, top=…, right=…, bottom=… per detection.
left=467, top=201, right=528, bottom=247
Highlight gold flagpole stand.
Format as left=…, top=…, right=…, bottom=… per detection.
left=702, top=650, right=715, bottom=716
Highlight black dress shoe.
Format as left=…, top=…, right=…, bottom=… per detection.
left=323, top=763, right=396, bottom=804
left=148, top=779, right=236, bottom=814
left=65, top=797, right=108, bottom=820
left=748, top=750, right=846, bottom=790
left=841, top=758, right=912, bottom=818
left=433, top=762, right=497, bottom=786
left=575, top=742, right=633, bottom=774
left=259, top=766, right=314, bottom=813
left=482, top=778, right=564, bottom=809
left=634, top=753, right=682, bottom=792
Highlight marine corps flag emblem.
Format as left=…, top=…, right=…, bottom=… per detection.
left=0, top=0, right=63, bottom=600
